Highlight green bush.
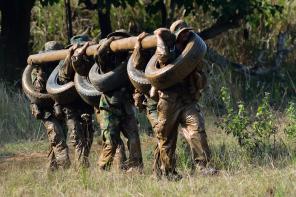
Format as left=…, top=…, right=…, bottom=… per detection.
left=0, top=83, right=43, bottom=144
left=217, top=87, right=277, bottom=154
left=284, top=101, right=296, bottom=138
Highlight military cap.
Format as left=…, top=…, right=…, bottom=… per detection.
left=107, top=29, right=131, bottom=38
left=170, top=20, right=193, bottom=40
left=70, top=34, right=91, bottom=45
left=44, top=41, right=64, bottom=51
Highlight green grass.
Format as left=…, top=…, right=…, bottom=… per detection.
left=0, top=134, right=296, bottom=196
left=1, top=83, right=296, bottom=196
left=0, top=83, right=43, bottom=145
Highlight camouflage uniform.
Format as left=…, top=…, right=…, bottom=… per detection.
left=95, top=32, right=143, bottom=170
left=30, top=41, right=70, bottom=171
left=153, top=22, right=212, bottom=179
left=57, top=35, right=95, bottom=168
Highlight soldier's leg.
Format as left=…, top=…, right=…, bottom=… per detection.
left=97, top=109, right=124, bottom=170
left=180, top=104, right=211, bottom=168
left=154, top=94, right=180, bottom=178
left=121, top=113, right=143, bottom=169
left=43, top=118, right=70, bottom=169
left=64, top=107, right=86, bottom=168
left=113, top=139, right=127, bottom=170
left=47, top=147, right=58, bottom=172
left=80, top=113, right=95, bottom=167
left=146, top=105, right=162, bottom=176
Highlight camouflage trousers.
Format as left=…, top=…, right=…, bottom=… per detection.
left=97, top=106, right=143, bottom=170
left=43, top=117, right=70, bottom=171
left=44, top=111, right=94, bottom=171
left=64, top=107, right=94, bottom=168
left=153, top=91, right=211, bottom=177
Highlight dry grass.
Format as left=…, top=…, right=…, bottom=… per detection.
left=0, top=132, right=296, bottom=197
left=0, top=82, right=296, bottom=196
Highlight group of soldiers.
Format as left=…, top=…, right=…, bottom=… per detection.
left=29, top=19, right=217, bottom=181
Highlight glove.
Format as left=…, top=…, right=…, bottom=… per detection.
left=30, top=103, right=43, bottom=119
left=53, top=102, right=63, bottom=120
left=133, top=91, right=145, bottom=112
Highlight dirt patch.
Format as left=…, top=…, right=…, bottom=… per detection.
left=0, top=152, right=47, bottom=162
left=0, top=152, right=47, bottom=172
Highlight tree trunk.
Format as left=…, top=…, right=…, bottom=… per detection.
left=64, top=0, right=73, bottom=43
left=168, top=0, right=175, bottom=25
left=159, top=0, right=167, bottom=27
left=97, top=0, right=112, bottom=38
left=0, top=0, right=35, bottom=82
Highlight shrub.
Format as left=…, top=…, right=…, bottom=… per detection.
left=284, top=101, right=296, bottom=138
left=217, top=87, right=277, bottom=154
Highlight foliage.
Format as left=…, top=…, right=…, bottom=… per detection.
left=0, top=83, right=43, bottom=145
left=284, top=101, right=296, bottom=138
left=217, top=87, right=277, bottom=154
left=39, top=0, right=60, bottom=6
left=218, top=87, right=250, bottom=147
left=176, top=0, right=283, bottom=26
left=252, top=93, right=277, bottom=146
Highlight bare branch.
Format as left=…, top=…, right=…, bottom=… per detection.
left=205, top=30, right=296, bottom=76
left=199, top=16, right=242, bottom=40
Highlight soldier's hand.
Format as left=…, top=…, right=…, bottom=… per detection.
left=68, top=44, right=79, bottom=57
left=73, top=42, right=89, bottom=58
left=133, top=92, right=145, bottom=112
left=135, top=32, right=149, bottom=49
left=30, top=103, right=43, bottom=119
left=97, top=37, right=115, bottom=56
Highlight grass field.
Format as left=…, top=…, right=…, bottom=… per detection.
left=1, top=83, right=296, bottom=196
left=1, top=119, right=296, bottom=196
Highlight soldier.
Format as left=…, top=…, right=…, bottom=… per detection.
left=57, top=35, right=95, bottom=168
left=95, top=30, right=143, bottom=171
left=152, top=20, right=217, bottom=181
left=130, top=32, right=161, bottom=172
left=30, top=41, right=70, bottom=172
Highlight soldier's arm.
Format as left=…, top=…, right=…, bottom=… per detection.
left=58, top=44, right=78, bottom=83
left=71, top=42, right=94, bottom=76
left=132, top=32, right=149, bottom=70
left=154, top=28, right=176, bottom=67
left=94, top=37, right=115, bottom=71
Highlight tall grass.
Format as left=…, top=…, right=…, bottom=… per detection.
left=0, top=82, right=43, bottom=145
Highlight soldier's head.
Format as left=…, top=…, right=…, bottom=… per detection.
left=170, top=20, right=193, bottom=44
left=70, top=34, right=91, bottom=46
left=44, top=41, right=64, bottom=52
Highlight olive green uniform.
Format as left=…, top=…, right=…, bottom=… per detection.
left=95, top=36, right=143, bottom=170
left=31, top=62, right=70, bottom=171
left=57, top=46, right=95, bottom=168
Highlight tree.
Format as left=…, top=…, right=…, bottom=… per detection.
left=80, top=0, right=137, bottom=38
left=146, top=0, right=283, bottom=40
left=0, top=0, right=60, bottom=82
left=0, top=0, right=36, bottom=81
